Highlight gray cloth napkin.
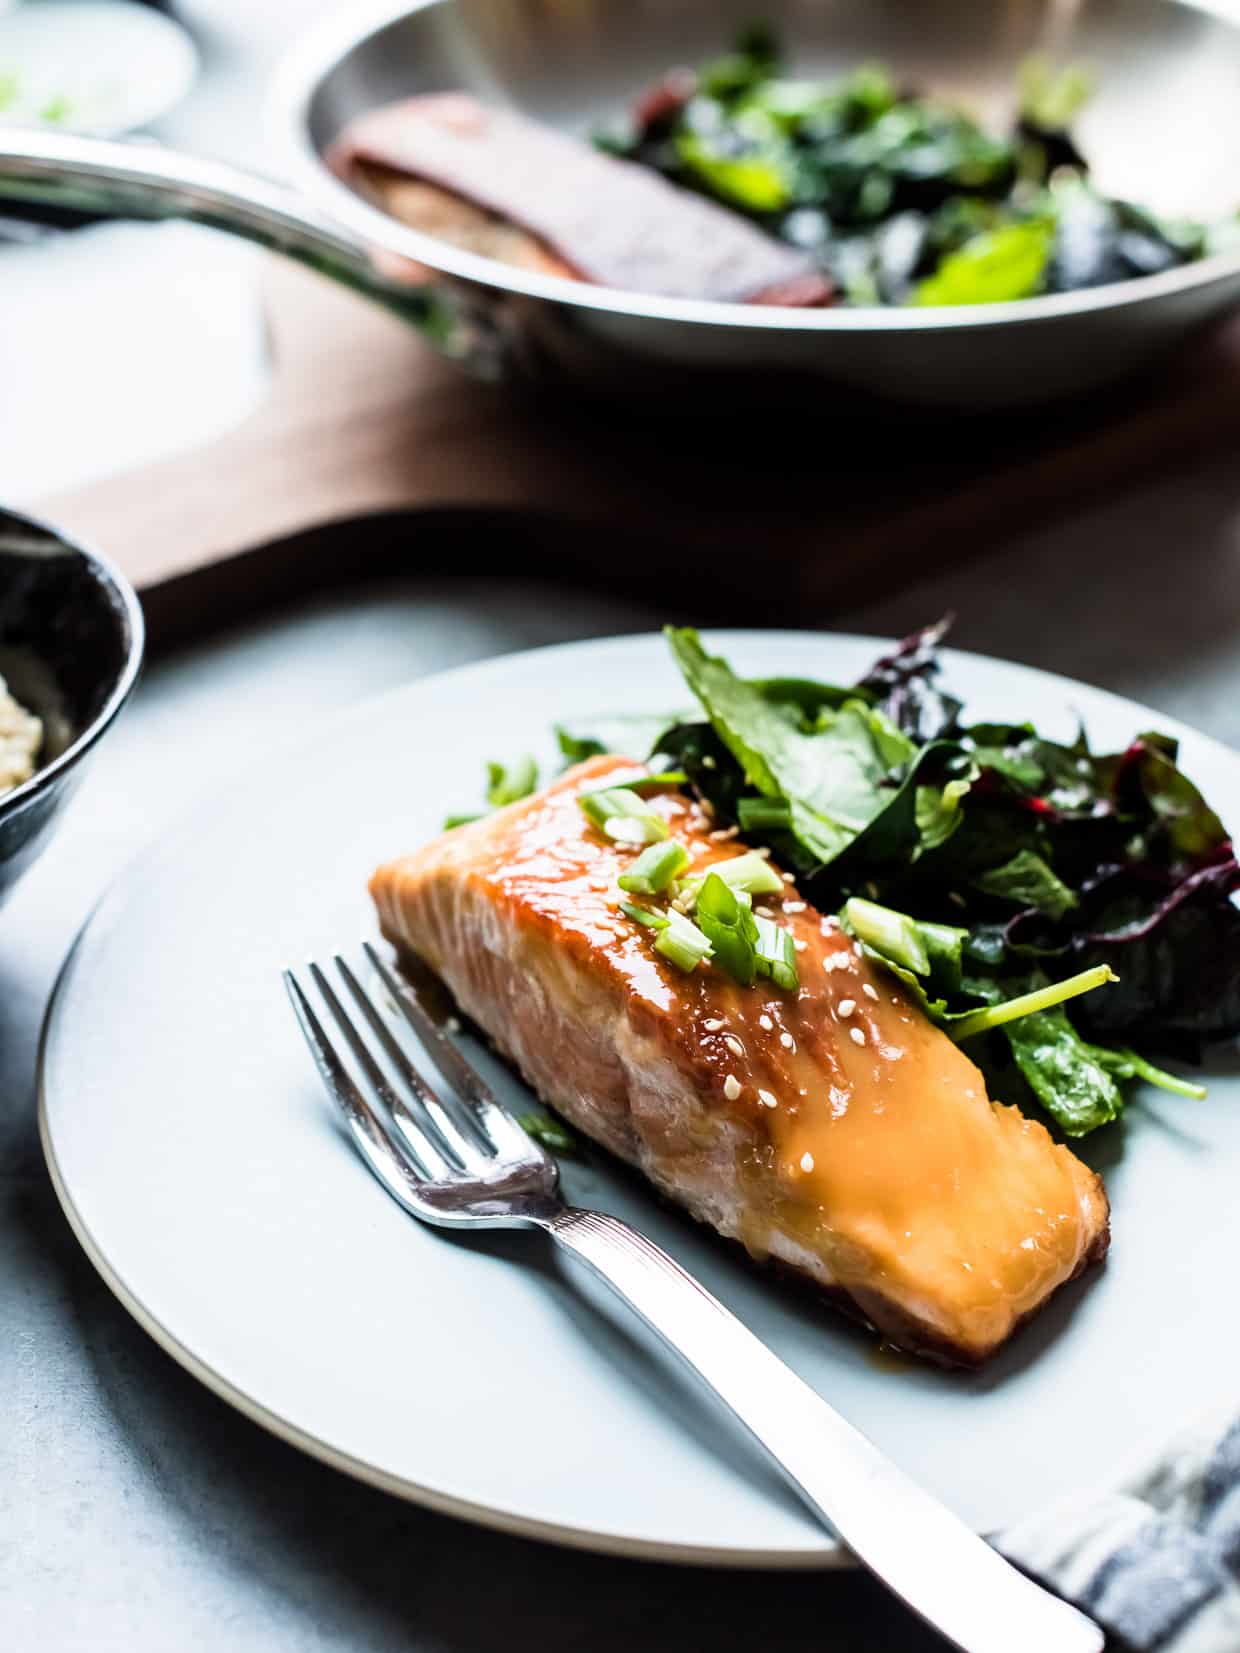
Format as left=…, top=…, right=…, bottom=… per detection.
left=999, top=1402, right=1240, bottom=1651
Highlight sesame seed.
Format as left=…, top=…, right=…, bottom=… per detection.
left=754, top=907, right=776, bottom=921
left=758, top=1014, right=773, bottom=1030
left=445, top=1016, right=461, bottom=1034
left=724, top=1034, right=746, bottom=1058
left=753, top=846, right=771, bottom=859
left=758, top=1089, right=778, bottom=1109
left=850, top=1027, right=867, bottom=1047
left=708, top=826, right=739, bottom=842
left=782, top=871, right=796, bottom=885
left=793, top=938, right=806, bottom=952
left=853, top=942, right=863, bottom=957
left=703, top=1017, right=725, bottom=1031
left=800, top=1152, right=815, bottom=1173
left=701, top=755, right=716, bottom=770
left=699, top=799, right=715, bottom=820
left=780, top=1032, right=796, bottom=1052
left=723, top=1074, right=741, bottom=1101
left=823, top=951, right=852, bottom=972
left=862, top=983, right=879, bottom=1001
left=837, top=999, right=856, bottom=1017
left=783, top=900, right=806, bottom=913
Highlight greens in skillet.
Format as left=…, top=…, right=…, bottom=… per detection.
left=456, top=622, right=1235, bottom=1138
left=599, top=25, right=1232, bottom=307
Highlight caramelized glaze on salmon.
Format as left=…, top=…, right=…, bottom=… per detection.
left=370, top=756, right=1109, bottom=1366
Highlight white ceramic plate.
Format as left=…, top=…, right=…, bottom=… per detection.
left=40, top=632, right=1240, bottom=1566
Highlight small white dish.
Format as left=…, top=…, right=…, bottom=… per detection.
left=0, top=2, right=198, bottom=136
left=38, top=631, right=1240, bottom=1565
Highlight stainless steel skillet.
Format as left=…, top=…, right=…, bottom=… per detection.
left=2, top=0, right=1239, bottom=410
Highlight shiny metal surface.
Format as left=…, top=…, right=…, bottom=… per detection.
left=2, top=0, right=1239, bottom=405
left=284, top=942, right=1104, bottom=1653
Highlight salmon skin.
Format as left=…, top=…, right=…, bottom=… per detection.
left=330, top=93, right=833, bottom=306
left=370, top=756, right=1109, bottom=1367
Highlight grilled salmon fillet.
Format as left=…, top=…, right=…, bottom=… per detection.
left=370, top=756, right=1109, bottom=1367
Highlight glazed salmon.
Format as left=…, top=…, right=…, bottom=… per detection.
left=370, top=756, right=1109, bottom=1367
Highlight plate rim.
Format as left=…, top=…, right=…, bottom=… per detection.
left=37, top=627, right=1238, bottom=1568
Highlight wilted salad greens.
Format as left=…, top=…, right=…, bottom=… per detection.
left=597, top=24, right=1231, bottom=307
left=452, top=621, right=1237, bottom=1139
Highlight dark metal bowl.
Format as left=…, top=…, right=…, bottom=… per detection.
left=0, top=508, right=144, bottom=905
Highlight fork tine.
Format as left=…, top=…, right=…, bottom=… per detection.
left=364, top=943, right=538, bottom=1159
left=308, top=963, right=467, bottom=1175
left=331, top=957, right=487, bottom=1166
left=283, top=970, right=435, bottom=1211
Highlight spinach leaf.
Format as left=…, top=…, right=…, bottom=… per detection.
left=973, top=848, right=1077, bottom=919
left=913, top=219, right=1053, bottom=306
left=667, top=627, right=916, bottom=869
left=486, top=756, right=538, bottom=808
left=1002, top=994, right=1125, bottom=1136
left=555, top=725, right=607, bottom=764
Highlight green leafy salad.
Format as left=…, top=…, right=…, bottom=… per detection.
left=451, top=623, right=1240, bottom=1140
left=597, top=25, right=1234, bottom=307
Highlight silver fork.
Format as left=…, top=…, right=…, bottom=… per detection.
left=284, top=944, right=1104, bottom=1653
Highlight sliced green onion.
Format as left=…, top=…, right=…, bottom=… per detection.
left=600, top=767, right=688, bottom=794
left=654, top=910, right=714, bottom=973
left=618, top=840, right=690, bottom=895
left=951, top=965, right=1118, bottom=1042
left=696, top=872, right=760, bottom=987
left=737, top=797, right=792, bottom=833
left=680, top=850, right=785, bottom=910
left=443, top=812, right=483, bottom=831
left=619, top=900, right=670, bottom=929
left=486, top=755, right=538, bottom=808
left=579, top=787, right=670, bottom=845
left=517, top=1111, right=584, bottom=1156
left=754, top=916, right=799, bottom=992
left=840, top=897, right=931, bottom=977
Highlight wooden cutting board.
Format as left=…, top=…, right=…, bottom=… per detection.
left=38, top=253, right=1240, bottom=647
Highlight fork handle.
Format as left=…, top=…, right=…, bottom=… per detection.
left=545, top=1208, right=1103, bottom=1653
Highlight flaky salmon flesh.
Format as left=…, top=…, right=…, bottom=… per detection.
left=370, top=756, right=1109, bottom=1367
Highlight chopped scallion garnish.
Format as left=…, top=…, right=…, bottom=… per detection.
left=619, top=900, right=670, bottom=929
left=737, top=797, right=792, bottom=832
left=599, top=767, right=689, bottom=794
left=442, top=812, right=483, bottom=831
left=653, top=909, right=714, bottom=973
left=618, top=840, right=690, bottom=895
left=840, top=897, right=931, bottom=977
left=678, top=851, right=785, bottom=911
left=696, top=871, right=760, bottom=986
left=754, top=916, right=799, bottom=991
left=486, top=755, right=538, bottom=808
left=579, top=786, right=670, bottom=845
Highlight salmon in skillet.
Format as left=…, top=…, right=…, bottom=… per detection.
left=370, top=756, right=1109, bottom=1367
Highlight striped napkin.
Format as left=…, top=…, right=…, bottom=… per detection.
left=1000, top=1401, right=1240, bottom=1651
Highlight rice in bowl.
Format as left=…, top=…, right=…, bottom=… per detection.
left=0, top=674, right=42, bottom=797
